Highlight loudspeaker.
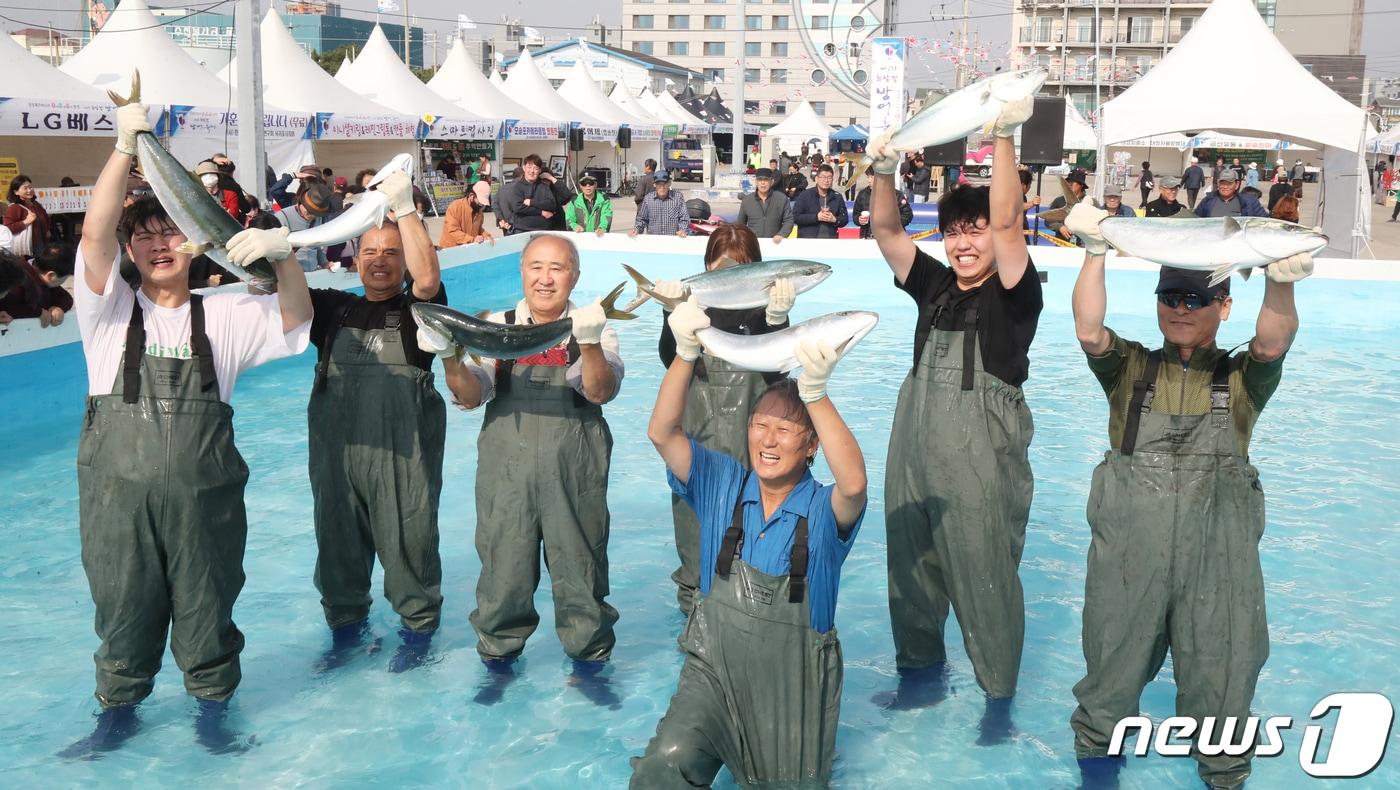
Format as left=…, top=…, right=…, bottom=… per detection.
left=569, top=127, right=585, bottom=151
left=617, top=127, right=632, bottom=149
left=1020, top=96, right=1067, bottom=166
left=922, top=139, right=964, bottom=167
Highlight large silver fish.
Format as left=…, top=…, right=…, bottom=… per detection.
left=110, top=73, right=279, bottom=292
left=1099, top=216, right=1328, bottom=286
left=285, top=153, right=414, bottom=248
left=847, top=69, right=1049, bottom=188
left=622, top=258, right=833, bottom=311
left=411, top=283, right=636, bottom=361
left=696, top=311, right=880, bottom=373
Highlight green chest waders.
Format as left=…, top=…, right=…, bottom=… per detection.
left=633, top=489, right=842, bottom=788
left=77, top=296, right=249, bottom=706
left=1071, top=352, right=1268, bottom=790
left=671, top=352, right=770, bottom=615
left=883, top=289, right=1034, bottom=698
left=470, top=324, right=619, bottom=661
left=308, top=303, right=447, bottom=633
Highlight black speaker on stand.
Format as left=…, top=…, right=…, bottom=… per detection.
left=1020, top=97, right=1067, bottom=166
left=568, top=127, right=585, bottom=151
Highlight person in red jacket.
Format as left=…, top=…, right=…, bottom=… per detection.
left=4, top=175, right=52, bottom=258
left=195, top=161, right=245, bottom=224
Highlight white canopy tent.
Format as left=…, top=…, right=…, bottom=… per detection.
left=1064, top=101, right=1098, bottom=150
left=761, top=100, right=832, bottom=163
left=428, top=38, right=559, bottom=140
left=610, top=83, right=663, bottom=124
left=657, top=91, right=711, bottom=130
left=556, top=61, right=662, bottom=191
left=488, top=70, right=505, bottom=88
left=558, top=61, right=648, bottom=128
left=500, top=48, right=618, bottom=180
left=1098, top=0, right=1369, bottom=256
left=1370, top=126, right=1400, bottom=157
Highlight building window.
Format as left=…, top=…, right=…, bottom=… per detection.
left=669, top=41, right=689, bottom=55
left=745, top=100, right=760, bottom=113
left=772, top=16, right=789, bottom=30
left=849, top=43, right=861, bottom=58
left=549, top=79, right=564, bottom=89
left=1127, top=17, right=1153, bottom=43
left=1256, top=0, right=1276, bottom=28
left=1034, top=17, right=1052, bottom=42
left=1076, top=16, right=1095, bottom=43
left=745, top=67, right=760, bottom=83
left=1179, top=17, right=1197, bottom=37
left=703, top=67, right=726, bottom=82
left=669, top=0, right=688, bottom=3
left=771, top=101, right=786, bottom=115
left=771, top=68, right=786, bottom=84
left=635, top=41, right=654, bottom=55
left=704, top=15, right=725, bottom=29
left=811, top=68, right=826, bottom=85
left=811, top=102, right=825, bottom=115
left=745, top=41, right=761, bottom=57
left=704, top=42, right=725, bottom=56
left=771, top=42, right=788, bottom=56
left=668, top=15, right=690, bottom=30
left=812, top=15, right=829, bottom=30
left=634, top=15, right=654, bottom=29
left=746, top=15, right=762, bottom=30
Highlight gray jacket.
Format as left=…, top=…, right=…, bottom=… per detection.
left=735, top=191, right=795, bottom=238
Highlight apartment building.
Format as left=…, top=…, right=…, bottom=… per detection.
left=1011, top=0, right=1368, bottom=116
left=618, top=1, right=889, bottom=128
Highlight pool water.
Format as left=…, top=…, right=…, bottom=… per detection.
left=2, top=250, right=1398, bottom=787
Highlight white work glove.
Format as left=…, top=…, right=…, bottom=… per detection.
left=1064, top=202, right=1110, bottom=256
left=571, top=301, right=607, bottom=346
left=416, top=325, right=457, bottom=359
left=667, top=295, right=711, bottom=363
left=795, top=339, right=841, bottom=404
left=1264, top=252, right=1314, bottom=284
left=377, top=170, right=417, bottom=220
left=225, top=226, right=292, bottom=267
left=653, top=279, right=687, bottom=303
left=870, top=129, right=900, bottom=176
left=765, top=277, right=796, bottom=327
left=991, top=96, right=1034, bottom=139
left=115, top=102, right=152, bottom=156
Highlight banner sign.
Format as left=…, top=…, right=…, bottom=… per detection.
left=627, top=124, right=662, bottom=142
left=161, top=106, right=311, bottom=142
left=577, top=122, right=622, bottom=143
left=32, top=185, right=95, bottom=214
left=0, top=97, right=146, bottom=138
left=314, top=112, right=419, bottom=140
left=869, top=37, right=906, bottom=140
left=417, top=116, right=499, bottom=141
left=500, top=119, right=562, bottom=140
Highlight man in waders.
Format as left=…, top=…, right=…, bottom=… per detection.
left=436, top=233, right=624, bottom=707
left=305, top=170, right=447, bottom=673
left=1064, top=202, right=1313, bottom=789
left=632, top=299, right=867, bottom=788
left=63, top=94, right=312, bottom=757
left=867, top=100, right=1042, bottom=742
left=652, top=224, right=796, bottom=616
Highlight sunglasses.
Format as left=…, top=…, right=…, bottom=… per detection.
left=1157, top=292, right=1223, bottom=311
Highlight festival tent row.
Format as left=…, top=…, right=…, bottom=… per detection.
left=1098, top=0, right=1368, bottom=257
left=762, top=101, right=834, bottom=163
left=557, top=61, right=663, bottom=188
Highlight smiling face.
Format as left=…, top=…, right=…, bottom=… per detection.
left=520, top=235, right=579, bottom=321
left=1157, top=292, right=1231, bottom=351
left=16, top=180, right=34, bottom=201
left=942, top=219, right=996, bottom=287
left=747, top=392, right=818, bottom=485
left=1160, top=185, right=1179, bottom=202
left=521, top=161, right=541, bottom=182
left=654, top=180, right=670, bottom=199
left=1105, top=195, right=1122, bottom=211
left=581, top=182, right=597, bottom=199
left=815, top=170, right=834, bottom=192
left=1216, top=179, right=1238, bottom=200
left=126, top=216, right=191, bottom=291
left=356, top=224, right=406, bottom=301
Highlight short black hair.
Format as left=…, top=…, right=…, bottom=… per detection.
left=817, top=164, right=834, bottom=175
left=117, top=196, right=179, bottom=242
left=751, top=379, right=817, bottom=453
left=644, top=158, right=657, bottom=171
left=0, top=248, right=23, bottom=296
left=7, top=174, right=32, bottom=202
left=1019, top=169, right=1033, bottom=187
left=523, top=153, right=545, bottom=168
left=247, top=211, right=283, bottom=231
left=33, top=241, right=74, bottom=277
left=937, top=185, right=991, bottom=234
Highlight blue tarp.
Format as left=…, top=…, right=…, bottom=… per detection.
left=830, top=124, right=869, bottom=141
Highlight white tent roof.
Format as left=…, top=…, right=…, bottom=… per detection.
left=502, top=47, right=605, bottom=126
left=334, top=54, right=355, bottom=82
left=62, top=0, right=255, bottom=106
left=0, top=29, right=106, bottom=102
left=657, top=91, right=710, bottom=126
left=1063, top=101, right=1098, bottom=150
left=1369, top=125, right=1400, bottom=155
left=1100, top=0, right=1363, bottom=151
left=636, top=90, right=672, bottom=122
left=610, top=83, right=663, bottom=124
left=557, top=60, right=650, bottom=126
left=763, top=100, right=830, bottom=141
left=339, top=26, right=490, bottom=121
left=428, top=38, right=544, bottom=122
left=218, top=10, right=405, bottom=119
left=488, top=70, right=505, bottom=88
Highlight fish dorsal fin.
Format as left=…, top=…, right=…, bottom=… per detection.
left=1222, top=216, right=1243, bottom=237
left=979, top=89, right=992, bottom=105
left=713, top=256, right=740, bottom=271
left=474, top=309, right=492, bottom=320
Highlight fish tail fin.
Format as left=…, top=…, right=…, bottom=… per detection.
left=176, top=241, right=214, bottom=256
left=621, top=263, right=680, bottom=310
left=601, top=282, right=639, bottom=320
left=107, top=70, right=140, bottom=107
left=1239, top=267, right=1254, bottom=283
left=1207, top=264, right=1236, bottom=288
left=841, top=157, right=870, bottom=192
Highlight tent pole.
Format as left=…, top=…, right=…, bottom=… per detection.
left=235, top=0, right=267, bottom=204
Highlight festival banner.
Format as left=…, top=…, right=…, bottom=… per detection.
left=0, top=97, right=155, bottom=138
left=869, top=37, right=906, bottom=140
left=499, top=119, right=562, bottom=141
left=626, top=124, right=663, bottom=143
left=578, top=122, right=622, bottom=144
left=314, top=112, right=419, bottom=140
left=33, top=185, right=95, bottom=214
left=417, top=115, right=500, bottom=142
left=161, top=106, right=312, bottom=142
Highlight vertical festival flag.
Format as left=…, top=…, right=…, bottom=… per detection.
left=869, top=37, right=906, bottom=141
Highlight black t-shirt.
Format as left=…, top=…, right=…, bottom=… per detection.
left=309, top=284, right=448, bottom=372
left=897, top=247, right=1043, bottom=387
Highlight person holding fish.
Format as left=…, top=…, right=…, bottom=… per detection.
left=630, top=292, right=867, bottom=788
left=63, top=78, right=313, bottom=757
left=1063, top=202, right=1313, bottom=790
left=866, top=90, right=1043, bottom=741
left=292, top=169, right=451, bottom=674
left=427, top=233, right=627, bottom=707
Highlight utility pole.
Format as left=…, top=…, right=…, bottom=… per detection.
left=235, top=0, right=267, bottom=202
left=955, top=0, right=970, bottom=89
left=402, top=0, right=410, bottom=64
left=734, top=0, right=746, bottom=174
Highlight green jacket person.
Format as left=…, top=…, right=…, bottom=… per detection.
left=1065, top=202, right=1314, bottom=789
left=866, top=100, right=1043, bottom=739
left=632, top=297, right=867, bottom=787
left=64, top=95, right=312, bottom=757
left=306, top=170, right=448, bottom=673
left=564, top=174, right=613, bottom=235
left=435, top=233, right=624, bottom=707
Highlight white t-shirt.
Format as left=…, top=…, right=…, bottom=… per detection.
left=75, top=247, right=311, bottom=402
left=460, top=299, right=624, bottom=408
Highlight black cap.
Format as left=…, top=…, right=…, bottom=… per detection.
left=578, top=174, right=597, bottom=185
left=1065, top=170, right=1087, bottom=187
left=754, top=167, right=775, bottom=180
left=299, top=183, right=334, bottom=216
left=1156, top=266, right=1230, bottom=299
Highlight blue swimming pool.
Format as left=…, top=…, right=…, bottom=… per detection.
left=1, top=248, right=1398, bottom=787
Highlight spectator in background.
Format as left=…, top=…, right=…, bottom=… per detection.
left=0, top=248, right=25, bottom=326
left=440, top=185, right=490, bottom=247
left=1267, top=174, right=1293, bottom=213
left=779, top=160, right=808, bottom=201
left=1194, top=169, right=1268, bottom=218
left=907, top=154, right=932, bottom=203
left=1289, top=159, right=1306, bottom=183
left=735, top=167, right=794, bottom=243
left=564, top=174, right=612, bottom=237
left=437, top=153, right=460, bottom=181
left=473, top=175, right=493, bottom=213
left=1271, top=193, right=1300, bottom=223
left=1230, top=158, right=1244, bottom=180
left=356, top=169, right=377, bottom=189
left=276, top=183, right=334, bottom=271
left=540, top=168, right=576, bottom=232
left=1100, top=185, right=1136, bottom=217
left=0, top=245, right=72, bottom=327
left=1047, top=170, right=1088, bottom=243
left=1272, top=159, right=1288, bottom=184
left=1145, top=176, right=1190, bottom=218
left=1246, top=162, right=1260, bottom=190
left=501, top=154, right=559, bottom=234
left=1182, top=157, right=1205, bottom=209
left=1019, top=169, right=1040, bottom=238
left=1137, top=161, right=1154, bottom=207
left=5, top=175, right=52, bottom=259
left=630, top=170, right=689, bottom=237
left=792, top=164, right=849, bottom=239
left=854, top=166, right=912, bottom=239
left=635, top=158, right=658, bottom=207
left=196, top=161, right=246, bottom=225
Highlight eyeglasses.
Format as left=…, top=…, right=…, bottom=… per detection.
left=1157, top=292, right=1223, bottom=311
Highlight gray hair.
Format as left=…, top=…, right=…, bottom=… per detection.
left=520, top=232, right=580, bottom=273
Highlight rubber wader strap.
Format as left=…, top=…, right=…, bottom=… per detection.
left=788, top=515, right=809, bottom=604
left=189, top=295, right=217, bottom=393
left=384, top=305, right=414, bottom=362
left=495, top=308, right=589, bottom=408
left=314, top=300, right=353, bottom=392
left=716, top=479, right=747, bottom=579
left=1120, top=349, right=1163, bottom=456
left=961, top=306, right=979, bottom=391
left=1210, top=352, right=1231, bottom=427
left=121, top=295, right=146, bottom=404
left=911, top=289, right=953, bottom=372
